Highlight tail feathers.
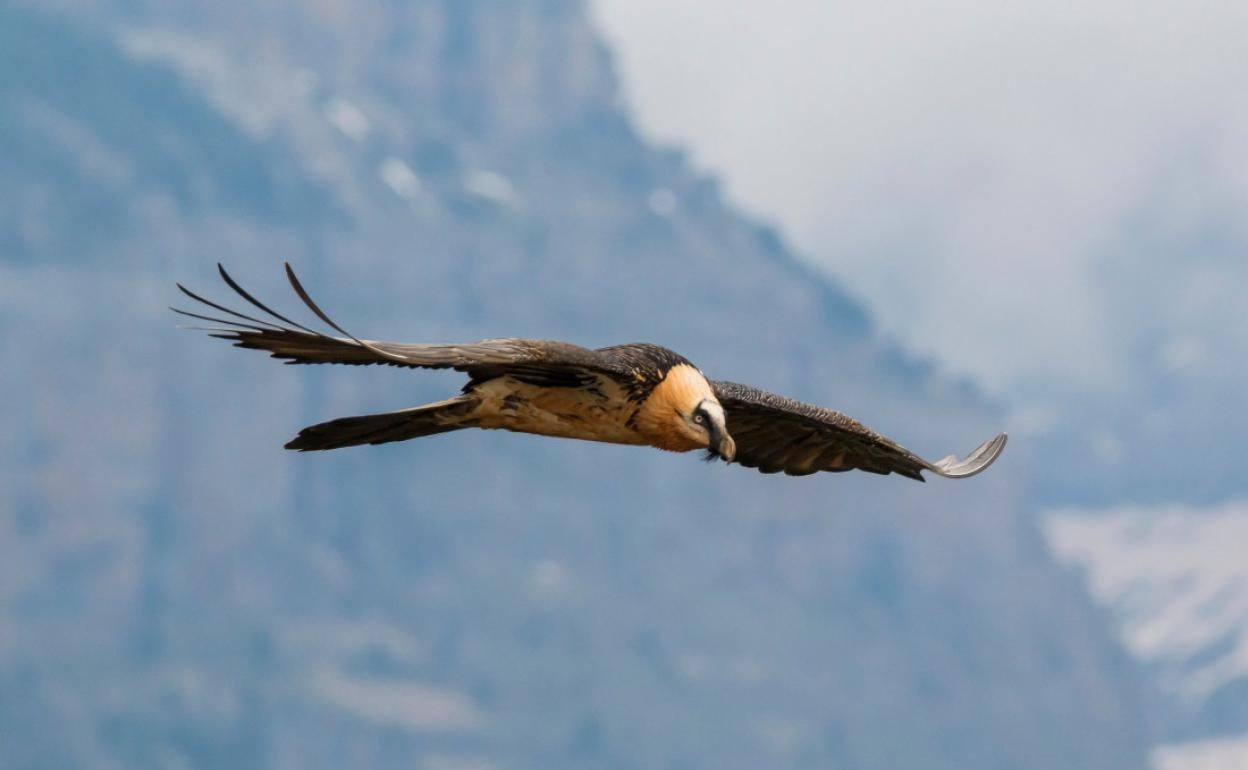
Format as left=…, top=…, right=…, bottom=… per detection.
left=285, top=396, right=478, bottom=451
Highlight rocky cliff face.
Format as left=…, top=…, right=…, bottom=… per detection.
left=0, top=2, right=1148, bottom=769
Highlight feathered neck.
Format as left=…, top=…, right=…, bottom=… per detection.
left=633, top=364, right=715, bottom=452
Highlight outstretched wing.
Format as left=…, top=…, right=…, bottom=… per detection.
left=173, top=263, right=628, bottom=385
left=711, top=380, right=1007, bottom=480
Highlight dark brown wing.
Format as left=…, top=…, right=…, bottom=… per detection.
left=173, top=263, right=631, bottom=385
left=711, top=380, right=1007, bottom=480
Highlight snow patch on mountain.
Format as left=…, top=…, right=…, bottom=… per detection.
left=1046, top=501, right=1248, bottom=702
left=1154, top=734, right=1248, bottom=770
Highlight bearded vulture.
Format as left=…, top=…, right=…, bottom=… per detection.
left=173, top=265, right=1007, bottom=481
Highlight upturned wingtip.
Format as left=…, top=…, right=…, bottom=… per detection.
left=929, top=432, right=1008, bottom=479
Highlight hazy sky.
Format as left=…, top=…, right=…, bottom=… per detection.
left=592, top=0, right=1248, bottom=422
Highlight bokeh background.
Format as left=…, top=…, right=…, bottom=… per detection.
left=0, top=1, right=1243, bottom=768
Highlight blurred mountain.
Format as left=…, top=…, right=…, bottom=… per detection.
left=0, top=2, right=1148, bottom=769
left=1048, top=502, right=1248, bottom=757
left=594, top=0, right=1248, bottom=513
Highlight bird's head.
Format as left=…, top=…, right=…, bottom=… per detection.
left=636, top=362, right=736, bottom=461
left=687, top=397, right=736, bottom=463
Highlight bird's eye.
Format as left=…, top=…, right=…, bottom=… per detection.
left=693, top=413, right=705, bottom=424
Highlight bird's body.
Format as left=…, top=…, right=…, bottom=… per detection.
left=175, top=265, right=1006, bottom=481
left=467, top=361, right=711, bottom=450
left=473, top=372, right=646, bottom=446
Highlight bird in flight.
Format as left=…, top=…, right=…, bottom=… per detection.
left=173, top=265, right=1006, bottom=481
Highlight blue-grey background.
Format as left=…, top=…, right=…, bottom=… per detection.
left=0, top=2, right=1242, bottom=768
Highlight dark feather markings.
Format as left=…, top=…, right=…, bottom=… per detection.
left=711, top=380, right=1006, bottom=480
left=218, top=264, right=321, bottom=335
left=285, top=396, right=479, bottom=451
left=174, top=265, right=698, bottom=396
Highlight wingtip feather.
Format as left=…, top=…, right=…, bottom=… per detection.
left=928, top=432, right=1008, bottom=479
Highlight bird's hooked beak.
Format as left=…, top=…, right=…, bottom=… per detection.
left=700, top=400, right=736, bottom=463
